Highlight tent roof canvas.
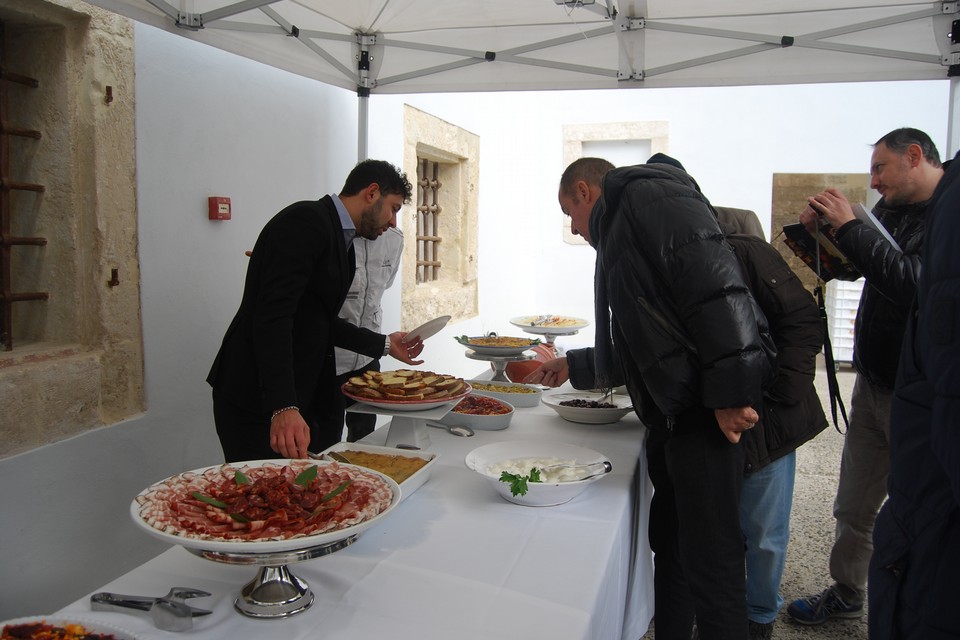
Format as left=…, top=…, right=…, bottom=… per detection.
left=86, top=0, right=957, bottom=94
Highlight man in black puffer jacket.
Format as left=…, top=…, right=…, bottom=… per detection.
left=787, top=129, right=945, bottom=627
left=548, top=157, right=777, bottom=640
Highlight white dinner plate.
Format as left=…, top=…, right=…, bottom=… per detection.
left=542, top=392, right=634, bottom=424
left=402, top=315, right=451, bottom=344
left=130, top=459, right=401, bottom=553
left=1, top=617, right=141, bottom=639
left=509, top=315, right=589, bottom=335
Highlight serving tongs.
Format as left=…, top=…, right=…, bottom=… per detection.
left=538, top=460, right=613, bottom=480
left=91, top=587, right=212, bottom=631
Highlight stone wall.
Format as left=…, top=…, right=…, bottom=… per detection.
left=770, top=173, right=869, bottom=294
left=0, top=0, right=143, bottom=457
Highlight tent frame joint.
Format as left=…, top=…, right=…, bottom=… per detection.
left=175, top=11, right=202, bottom=30
left=618, top=69, right=644, bottom=81
left=942, top=1, right=959, bottom=14
left=619, top=17, right=645, bottom=31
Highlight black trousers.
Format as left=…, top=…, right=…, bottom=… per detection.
left=335, top=359, right=381, bottom=443
left=646, top=407, right=747, bottom=640
left=212, top=389, right=343, bottom=463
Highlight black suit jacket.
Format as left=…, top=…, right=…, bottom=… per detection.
left=207, top=196, right=385, bottom=431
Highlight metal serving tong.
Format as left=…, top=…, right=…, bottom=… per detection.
left=91, top=587, right=212, bottom=631
left=538, top=460, right=613, bottom=480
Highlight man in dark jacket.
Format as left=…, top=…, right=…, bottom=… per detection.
left=207, top=160, right=424, bottom=462
left=551, top=157, right=776, bottom=640
left=530, top=228, right=826, bottom=640
left=869, top=151, right=960, bottom=640
left=788, top=128, right=944, bottom=625
left=727, top=234, right=828, bottom=640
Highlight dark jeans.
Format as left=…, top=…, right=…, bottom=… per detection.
left=336, top=360, right=381, bottom=443
left=646, top=407, right=747, bottom=640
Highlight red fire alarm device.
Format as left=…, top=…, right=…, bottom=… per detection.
left=208, top=196, right=231, bottom=220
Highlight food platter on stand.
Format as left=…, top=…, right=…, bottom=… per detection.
left=509, top=315, right=590, bottom=345
left=454, top=335, right=542, bottom=357
left=454, top=334, right=538, bottom=382
left=343, top=382, right=471, bottom=449
left=130, top=459, right=401, bottom=619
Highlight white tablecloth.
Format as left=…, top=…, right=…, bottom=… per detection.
left=57, top=388, right=654, bottom=640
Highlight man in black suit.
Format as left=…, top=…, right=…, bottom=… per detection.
left=207, top=159, right=423, bottom=462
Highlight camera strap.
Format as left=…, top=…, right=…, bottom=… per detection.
left=815, top=231, right=849, bottom=434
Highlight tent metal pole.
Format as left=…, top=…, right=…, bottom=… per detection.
left=949, top=76, right=960, bottom=158
left=358, top=93, right=369, bottom=162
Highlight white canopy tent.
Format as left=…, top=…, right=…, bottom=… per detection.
left=86, top=0, right=960, bottom=156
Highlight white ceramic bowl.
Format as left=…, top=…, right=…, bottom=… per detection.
left=466, top=379, right=542, bottom=408
left=542, top=391, right=633, bottom=424
left=440, top=394, right=514, bottom=431
left=464, top=440, right=612, bottom=507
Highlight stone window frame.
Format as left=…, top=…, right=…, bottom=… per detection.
left=400, top=105, right=480, bottom=331
left=561, top=121, right=669, bottom=245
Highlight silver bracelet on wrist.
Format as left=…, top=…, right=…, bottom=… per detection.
left=270, top=405, right=298, bottom=421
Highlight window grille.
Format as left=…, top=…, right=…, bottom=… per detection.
left=0, top=24, right=47, bottom=351
left=416, top=158, right=442, bottom=283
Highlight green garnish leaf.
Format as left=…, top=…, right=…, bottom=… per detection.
left=320, top=479, right=351, bottom=503
left=498, top=468, right=543, bottom=496
left=191, top=491, right=227, bottom=509
left=229, top=512, right=249, bottom=523
left=294, top=465, right=318, bottom=487
left=308, top=480, right=353, bottom=519
left=234, top=470, right=250, bottom=485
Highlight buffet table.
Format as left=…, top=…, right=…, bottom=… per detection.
left=56, top=385, right=654, bottom=640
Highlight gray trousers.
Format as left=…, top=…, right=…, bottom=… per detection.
left=829, top=374, right=891, bottom=603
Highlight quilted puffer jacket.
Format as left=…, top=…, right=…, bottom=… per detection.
left=589, top=163, right=777, bottom=432
left=726, top=234, right=827, bottom=472
left=834, top=198, right=926, bottom=389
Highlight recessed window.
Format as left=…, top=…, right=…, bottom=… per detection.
left=401, top=105, right=479, bottom=331
left=563, top=121, right=669, bottom=245
left=0, top=22, right=47, bottom=351
left=415, top=157, right=442, bottom=284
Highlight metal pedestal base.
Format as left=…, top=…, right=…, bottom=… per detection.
left=187, top=534, right=358, bottom=619
left=236, top=565, right=313, bottom=618
left=465, top=351, right=534, bottom=382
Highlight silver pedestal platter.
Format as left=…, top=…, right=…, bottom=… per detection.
left=131, top=459, right=403, bottom=622
left=186, top=535, right=358, bottom=618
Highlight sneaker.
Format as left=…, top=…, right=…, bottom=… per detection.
left=787, top=585, right=863, bottom=625
left=748, top=620, right=773, bottom=640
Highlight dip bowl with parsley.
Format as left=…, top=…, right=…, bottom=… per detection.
left=464, top=440, right=612, bottom=507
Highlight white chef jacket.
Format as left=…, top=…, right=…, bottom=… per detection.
left=335, top=227, right=404, bottom=375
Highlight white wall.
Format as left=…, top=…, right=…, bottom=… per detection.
left=370, top=82, right=951, bottom=364
left=0, top=19, right=951, bottom=618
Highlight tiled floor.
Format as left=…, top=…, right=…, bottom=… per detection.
left=641, top=361, right=867, bottom=639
